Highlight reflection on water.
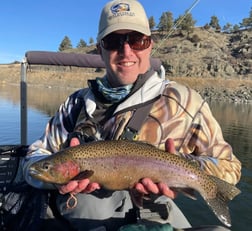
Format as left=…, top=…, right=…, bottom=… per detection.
left=0, top=84, right=252, bottom=230
left=0, top=97, right=20, bottom=144
left=179, top=101, right=252, bottom=231
left=0, top=84, right=77, bottom=144
left=210, top=102, right=252, bottom=171
left=0, top=84, right=77, bottom=116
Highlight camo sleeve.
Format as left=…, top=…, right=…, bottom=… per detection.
left=22, top=89, right=85, bottom=188
left=135, top=81, right=241, bottom=185
left=164, top=82, right=242, bottom=185
left=178, top=99, right=242, bottom=185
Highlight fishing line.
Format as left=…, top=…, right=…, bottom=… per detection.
left=151, top=0, right=201, bottom=56
left=66, top=193, right=78, bottom=209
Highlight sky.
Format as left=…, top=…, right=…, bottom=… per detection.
left=0, top=0, right=251, bottom=64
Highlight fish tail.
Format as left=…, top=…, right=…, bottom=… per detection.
left=206, top=175, right=241, bottom=227
left=209, top=175, right=241, bottom=200
left=206, top=194, right=231, bottom=227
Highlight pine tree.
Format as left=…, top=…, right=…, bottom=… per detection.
left=223, top=23, right=232, bottom=33
left=148, top=16, right=156, bottom=31
left=233, top=24, right=240, bottom=32
left=58, top=36, right=72, bottom=51
left=77, top=39, right=87, bottom=48
left=157, top=11, right=173, bottom=33
left=209, top=16, right=221, bottom=31
left=89, top=37, right=94, bottom=45
left=240, top=7, right=252, bottom=29
left=174, top=13, right=196, bottom=35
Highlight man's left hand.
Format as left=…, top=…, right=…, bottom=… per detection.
left=133, top=138, right=177, bottom=200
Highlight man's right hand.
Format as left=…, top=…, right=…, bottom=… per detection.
left=57, top=178, right=100, bottom=195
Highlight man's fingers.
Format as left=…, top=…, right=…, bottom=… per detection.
left=70, top=137, right=80, bottom=147
left=57, top=179, right=100, bottom=194
left=134, top=178, right=159, bottom=194
left=58, top=181, right=78, bottom=194
left=80, top=182, right=100, bottom=193
left=134, top=178, right=177, bottom=200
left=157, top=182, right=177, bottom=199
left=74, top=179, right=91, bottom=193
left=134, top=182, right=149, bottom=194
left=141, top=178, right=159, bottom=194
left=165, top=138, right=176, bottom=154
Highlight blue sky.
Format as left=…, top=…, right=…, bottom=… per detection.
left=1, top=0, right=251, bottom=64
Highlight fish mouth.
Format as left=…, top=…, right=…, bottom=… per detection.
left=29, top=168, right=48, bottom=181
left=29, top=168, right=40, bottom=176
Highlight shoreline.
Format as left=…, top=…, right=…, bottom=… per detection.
left=0, top=64, right=252, bottom=104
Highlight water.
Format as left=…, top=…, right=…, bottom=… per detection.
left=0, top=84, right=73, bottom=144
left=175, top=102, right=252, bottom=231
left=0, top=84, right=252, bottom=231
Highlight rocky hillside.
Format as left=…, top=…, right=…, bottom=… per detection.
left=1, top=28, right=252, bottom=103
left=151, top=27, right=252, bottom=79
left=69, top=27, right=252, bottom=79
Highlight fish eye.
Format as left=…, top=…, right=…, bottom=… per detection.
left=42, top=162, right=51, bottom=171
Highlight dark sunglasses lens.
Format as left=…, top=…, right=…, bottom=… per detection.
left=101, top=34, right=122, bottom=50
left=128, top=35, right=151, bottom=50
left=102, top=33, right=151, bottom=51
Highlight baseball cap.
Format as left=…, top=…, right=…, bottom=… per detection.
left=97, top=0, right=151, bottom=42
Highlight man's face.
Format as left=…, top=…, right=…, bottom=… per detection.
left=99, top=30, right=153, bottom=87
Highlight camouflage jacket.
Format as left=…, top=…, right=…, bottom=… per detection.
left=23, top=72, right=241, bottom=188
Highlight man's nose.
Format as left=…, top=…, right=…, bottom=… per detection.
left=118, top=42, right=132, bottom=56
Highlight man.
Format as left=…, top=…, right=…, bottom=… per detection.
left=22, top=0, right=241, bottom=230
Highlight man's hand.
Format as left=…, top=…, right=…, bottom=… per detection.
left=57, top=178, right=100, bottom=195
left=56, top=137, right=101, bottom=195
left=134, top=178, right=177, bottom=199
left=133, top=138, right=177, bottom=200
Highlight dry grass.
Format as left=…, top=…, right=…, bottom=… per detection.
left=0, top=64, right=104, bottom=89
left=1, top=63, right=252, bottom=91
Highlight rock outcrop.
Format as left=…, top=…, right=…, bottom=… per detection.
left=152, top=28, right=252, bottom=79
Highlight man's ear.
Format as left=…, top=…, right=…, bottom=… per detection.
left=96, top=43, right=104, bottom=60
left=96, top=43, right=102, bottom=54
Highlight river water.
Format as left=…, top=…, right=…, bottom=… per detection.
left=0, top=84, right=251, bottom=231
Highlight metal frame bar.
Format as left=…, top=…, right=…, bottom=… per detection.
left=20, top=58, right=27, bottom=145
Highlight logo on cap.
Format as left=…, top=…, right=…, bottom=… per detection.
left=111, top=3, right=130, bottom=14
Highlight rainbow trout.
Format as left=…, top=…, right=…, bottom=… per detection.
left=29, top=140, right=240, bottom=227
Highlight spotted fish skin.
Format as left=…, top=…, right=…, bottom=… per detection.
left=29, top=140, right=241, bottom=227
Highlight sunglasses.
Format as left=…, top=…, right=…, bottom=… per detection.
left=101, top=32, right=151, bottom=51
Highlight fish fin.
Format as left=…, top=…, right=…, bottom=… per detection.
left=209, top=175, right=241, bottom=200
left=72, top=170, right=94, bottom=181
left=206, top=193, right=231, bottom=227
left=172, top=187, right=197, bottom=200
left=206, top=176, right=241, bottom=227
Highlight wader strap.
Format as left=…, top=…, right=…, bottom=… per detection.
left=121, top=102, right=154, bottom=141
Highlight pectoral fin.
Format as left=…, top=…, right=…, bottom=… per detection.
left=72, top=170, right=94, bottom=181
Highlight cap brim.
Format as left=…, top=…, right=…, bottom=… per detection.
left=98, top=22, right=151, bottom=41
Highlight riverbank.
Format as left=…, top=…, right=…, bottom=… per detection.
left=173, top=77, right=252, bottom=104
left=1, top=63, right=252, bottom=103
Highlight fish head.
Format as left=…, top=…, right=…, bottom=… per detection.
left=29, top=156, right=81, bottom=184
